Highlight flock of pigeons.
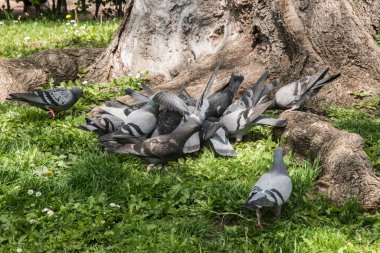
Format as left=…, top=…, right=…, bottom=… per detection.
left=7, top=65, right=340, bottom=227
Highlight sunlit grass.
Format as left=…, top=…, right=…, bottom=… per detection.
left=0, top=78, right=379, bottom=252
left=0, top=18, right=120, bottom=58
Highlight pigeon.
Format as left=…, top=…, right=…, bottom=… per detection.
left=99, top=106, right=132, bottom=120
left=101, top=63, right=221, bottom=169
left=7, top=87, right=84, bottom=119
left=218, top=100, right=275, bottom=141
left=205, top=73, right=244, bottom=118
left=78, top=114, right=124, bottom=136
left=275, top=66, right=341, bottom=111
left=224, top=72, right=281, bottom=115
left=150, top=109, right=184, bottom=137
left=99, top=100, right=159, bottom=143
left=243, top=147, right=292, bottom=228
left=207, top=125, right=236, bottom=156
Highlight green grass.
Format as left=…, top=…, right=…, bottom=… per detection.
left=0, top=21, right=379, bottom=253
left=325, top=94, right=380, bottom=172
left=0, top=79, right=379, bottom=252
left=0, top=18, right=119, bottom=58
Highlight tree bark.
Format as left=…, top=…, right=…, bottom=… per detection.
left=0, top=48, right=102, bottom=100
left=275, top=111, right=380, bottom=211
left=86, top=0, right=380, bottom=110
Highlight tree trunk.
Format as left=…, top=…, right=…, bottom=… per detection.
left=275, top=111, right=380, bottom=211
left=0, top=48, right=102, bottom=100
left=86, top=0, right=380, bottom=110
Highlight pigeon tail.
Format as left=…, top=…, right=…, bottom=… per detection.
left=195, top=63, right=221, bottom=121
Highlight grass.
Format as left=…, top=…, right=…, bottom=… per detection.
left=0, top=18, right=119, bottom=58
left=0, top=20, right=379, bottom=252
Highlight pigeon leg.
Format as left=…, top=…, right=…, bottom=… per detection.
left=281, top=108, right=295, bottom=115
left=255, top=208, right=264, bottom=229
left=146, top=164, right=163, bottom=173
left=47, top=109, right=56, bottom=119
left=146, top=164, right=156, bottom=173
left=274, top=205, right=282, bottom=219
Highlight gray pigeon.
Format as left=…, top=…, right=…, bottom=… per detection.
left=208, top=125, right=236, bottom=156
left=78, top=114, right=124, bottom=136
left=223, top=72, right=275, bottom=114
left=218, top=100, right=275, bottom=141
left=243, top=147, right=292, bottom=228
left=7, top=87, right=84, bottom=119
left=99, top=106, right=132, bottom=120
left=100, top=100, right=159, bottom=143
left=101, top=63, right=221, bottom=169
left=275, top=66, right=341, bottom=111
left=205, top=73, right=244, bottom=118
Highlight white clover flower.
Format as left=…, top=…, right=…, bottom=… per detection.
left=42, top=208, right=49, bottom=212
left=35, top=191, right=42, bottom=197
left=101, top=220, right=105, bottom=224
left=27, top=189, right=34, bottom=195
left=29, top=219, right=36, bottom=224
left=109, top=203, right=116, bottom=207
left=16, top=248, right=22, bottom=253
left=70, top=20, right=76, bottom=23
left=47, top=210, right=54, bottom=216
left=82, top=80, right=88, bottom=84
left=73, top=24, right=78, bottom=27
left=135, top=73, right=141, bottom=78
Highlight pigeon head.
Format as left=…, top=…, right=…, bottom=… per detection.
left=71, top=87, right=84, bottom=99
left=272, top=147, right=287, bottom=174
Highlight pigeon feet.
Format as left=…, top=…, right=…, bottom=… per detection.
left=47, top=109, right=56, bottom=119
left=146, top=164, right=168, bottom=173
left=274, top=205, right=282, bottom=219
left=256, top=208, right=265, bottom=229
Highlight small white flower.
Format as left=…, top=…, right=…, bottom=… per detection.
left=128, top=73, right=133, bottom=77
left=101, top=220, right=105, bottom=224
left=42, top=208, right=49, bottom=212
left=135, top=73, right=141, bottom=79
left=47, top=210, right=54, bottom=216
left=82, top=80, right=88, bottom=84
left=65, top=29, right=68, bottom=32
left=109, top=203, right=116, bottom=207
left=24, top=36, right=30, bottom=41
left=35, top=191, right=42, bottom=197
left=70, top=20, right=76, bottom=23
left=13, top=20, right=18, bottom=23
left=16, top=248, right=22, bottom=253
left=66, top=22, right=70, bottom=26
left=0, top=21, right=3, bottom=25
left=27, top=189, right=34, bottom=195
left=115, top=204, right=120, bottom=208
left=73, top=24, right=78, bottom=27
left=29, top=219, right=36, bottom=224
